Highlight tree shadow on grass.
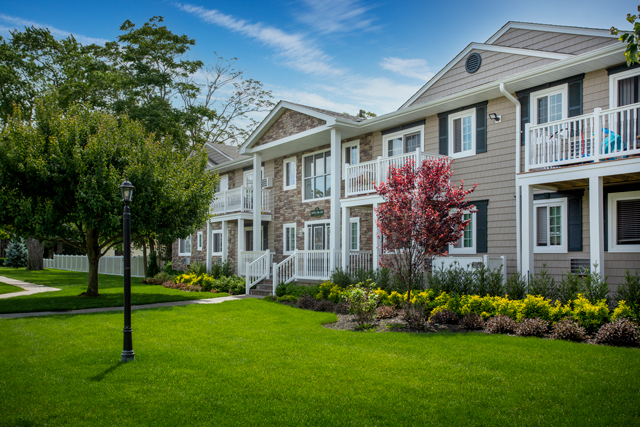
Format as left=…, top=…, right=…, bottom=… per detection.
left=89, top=362, right=124, bottom=382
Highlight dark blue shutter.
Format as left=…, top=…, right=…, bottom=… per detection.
left=568, top=80, right=583, bottom=118
left=518, top=94, right=529, bottom=146
left=567, top=195, right=582, bottom=252
left=476, top=105, right=487, bottom=154
left=474, top=200, right=489, bottom=253
left=439, top=116, right=448, bottom=155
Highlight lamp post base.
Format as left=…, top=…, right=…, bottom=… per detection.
left=120, top=350, right=135, bottom=362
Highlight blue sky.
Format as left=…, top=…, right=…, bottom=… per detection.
left=0, top=0, right=635, bottom=118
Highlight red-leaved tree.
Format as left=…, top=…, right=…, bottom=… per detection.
left=375, top=157, right=476, bottom=303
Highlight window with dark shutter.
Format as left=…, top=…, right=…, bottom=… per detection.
left=617, top=199, right=640, bottom=245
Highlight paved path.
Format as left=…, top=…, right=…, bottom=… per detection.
left=0, top=276, right=60, bottom=299
left=0, top=294, right=263, bottom=319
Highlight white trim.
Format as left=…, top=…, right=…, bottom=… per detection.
left=283, top=157, right=297, bottom=190
left=304, top=219, right=331, bottom=250
left=530, top=84, right=568, bottom=125
left=533, top=198, right=568, bottom=254
left=349, top=217, right=360, bottom=251
left=243, top=226, right=265, bottom=251
left=178, top=236, right=192, bottom=256
left=302, top=147, right=332, bottom=203
left=608, top=190, right=640, bottom=253
left=243, top=167, right=264, bottom=187
left=609, top=68, right=640, bottom=109
left=382, top=125, right=424, bottom=158
left=283, top=223, right=297, bottom=255
left=218, top=174, right=229, bottom=192
left=517, top=157, right=640, bottom=186
left=196, top=231, right=203, bottom=251
left=342, top=139, right=360, bottom=180
left=449, top=211, right=477, bottom=255
left=486, top=21, right=618, bottom=45
left=449, top=109, right=476, bottom=159
left=400, top=42, right=572, bottom=110
left=211, top=230, right=223, bottom=256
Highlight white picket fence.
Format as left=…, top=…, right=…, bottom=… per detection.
left=43, top=254, right=146, bottom=277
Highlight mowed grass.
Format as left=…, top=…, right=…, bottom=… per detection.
left=0, top=282, right=22, bottom=295
left=1, top=299, right=638, bottom=427
left=0, top=268, right=227, bottom=313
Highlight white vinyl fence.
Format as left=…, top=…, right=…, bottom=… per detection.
left=44, top=254, right=146, bottom=277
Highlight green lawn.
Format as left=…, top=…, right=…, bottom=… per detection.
left=0, top=268, right=227, bottom=313
left=0, top=282, right=22, bottom=295
left=0, top=299, right=638, bottom=426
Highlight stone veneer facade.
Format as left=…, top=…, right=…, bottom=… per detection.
left=255, top=110, right=326, bottom=147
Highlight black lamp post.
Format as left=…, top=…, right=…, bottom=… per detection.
left=119, top=180, right=135, bottom=363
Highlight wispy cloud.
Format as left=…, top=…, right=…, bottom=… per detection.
left=175, top=3, right=346, bottom=77
left=380, top=57, right=434, bottom=81
left=0, top=14, right=108, bottom=45
left=294, top=0, right=379, bottom=35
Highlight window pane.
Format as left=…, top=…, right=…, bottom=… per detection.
left=285, top=162, right=292, bottom=186
left=463, top=213, right=473, bottom=248
left=185, top=236, right=191, bottom=253
left=344, top=146, right=351, bottom=164
left=549, top=93, right=563, bottom=122
left=351, top=146, right=358, bottom=164
left=462, top=116, right=473, bottom=152
left=179, top=239, right=185, bottom=253
left=617, top=199, right=640, bottom=244
left=351, top=222, right=358, bottom=250
left=549, top=206, right=562, bottom=246
left=618, top=77, right=637, bottom=107
left=325, top=153, right=331, bottom=175
left=304, top=156, right=313, bottom=178
left=453, top=118, right=462, bottom=153
left=405, top=133, right=420, bottom=153
left=304, top=178, right=313, bottom=199
left=537, top=97, right=549, bottom=124
left=325, top=175, right=331, bottom=197
left=388, top=137, right=402, bottom=156
left=315, top=176, right=324, bottom=198
left=315, top=154, right=324, bottom=175
left=536, top=206, right=548, bottom=246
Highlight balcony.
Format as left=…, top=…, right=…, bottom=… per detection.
left=345, top=150, right=445, bottom=197
left=525, top=103, right=640, bottom=172
left=210, top=186, right=272, bottom=215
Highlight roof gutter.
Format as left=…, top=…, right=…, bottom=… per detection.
left=499, top=83, right=522, bottom=272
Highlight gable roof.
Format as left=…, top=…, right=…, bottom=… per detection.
left=399, top=22, right=619, bottom=110
left=205, top=143, right=246, bottom=166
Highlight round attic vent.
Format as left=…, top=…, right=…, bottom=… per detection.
left=465, top=52, right=482, bottom=74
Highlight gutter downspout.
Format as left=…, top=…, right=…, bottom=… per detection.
left=499, top=83, right=522, bottom=273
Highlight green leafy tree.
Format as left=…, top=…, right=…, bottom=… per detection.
left=611, top=6, right=640, bottom=65
left=0, top=97, right=217, bottom=296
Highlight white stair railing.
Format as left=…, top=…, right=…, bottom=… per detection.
left=273, top=251, right=298, bottom=294
left=245, top=250, right=271, bottom=294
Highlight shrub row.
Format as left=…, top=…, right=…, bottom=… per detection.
left=172, top=272, right=244, bottom=294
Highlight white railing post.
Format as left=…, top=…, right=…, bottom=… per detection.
left=377, top=156, right=383, bottom=186
left=524, top=123, right=531, bottom=172
left=345, top=163, right=350, bottom=195
left=593, top=108, right=602, bottom=162
left=273, top=262, right=278, bottom=295
left=245, top=262, right=250, bottom=294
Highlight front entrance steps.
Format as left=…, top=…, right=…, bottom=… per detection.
left=248, top=280, right=273, bottom=296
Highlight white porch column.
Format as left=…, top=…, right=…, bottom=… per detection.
left=329, top=128, right=342, bottom=272
left=206, top=222, right=212, bottom=273
left=589, top=176, right=605, bottom=276
left=341, top=206, right=350, bottom=270
left=222, top=220, right=228, bottom=263
left=521, top=184, right=534, bottom=280
left=372, top=202, right=380, bottom=270
left=253, top=152, right=262, bottom=252
left=238, top=218, right=245, bottom=257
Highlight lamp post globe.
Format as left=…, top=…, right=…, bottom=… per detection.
left=120, top=179, right=135, bottom=362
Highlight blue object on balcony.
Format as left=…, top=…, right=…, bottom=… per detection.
left=601, top=128, right=623, bottom=154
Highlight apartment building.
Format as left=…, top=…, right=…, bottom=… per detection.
left=173, top=22, right=640, bottom=294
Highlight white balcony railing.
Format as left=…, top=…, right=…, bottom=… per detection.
left=273, top=250, right=341, bottom=289
left=348, top=250, right=374, bottom=271
left=526, top=103, right=640, bottom=171
left=210, top=186, right=271, bottom=215
left=345, top=149, right=446, bottom=197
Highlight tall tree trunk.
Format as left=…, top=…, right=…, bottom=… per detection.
left=25, top=238, right=45, bottom=270
left=85, top=228, right=101, bottom=296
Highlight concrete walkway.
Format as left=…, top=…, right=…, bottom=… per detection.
left=0, top=293, right=263, bottom=319
left=0, top=276, right=60, bottom=299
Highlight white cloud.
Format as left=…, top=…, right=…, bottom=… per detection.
left=0, top=14, right=108, bottom=45
left=295, top=0, right=379, bottom=35
left=380, top=57, right=434, bottom=81
left=175, top=3, right=346, bottom=77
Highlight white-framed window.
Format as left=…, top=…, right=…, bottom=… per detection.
left=245, top=226, right=264, bottom=251
left=283, top=157, right=296, bottom=190
left=609, top=68, right=640, bottom=108
left=350, top=217, right=360, bottom=251
left=533, top=199, right=568, bottom=253
left=383, top=126, right=424, bottom=158
left=530, top=85, right=568, bottom=125
left=449, top=211, right=476, bottom=254
left=342, top=140, right=359, bottom=180
left=197, top=232, right=203, bottom=251
left=212, top=230, right=223, bottom=255
left=283, top=223, right=297, bottom=255
left=303, top=149, right=331, bottom=201
left=304, top=220, right=330, bottom=250
left=178, top=236, right=192, bottom=256
left=217, top=174, right=229, bottom=192
left=243, top=168, right=264, bottom=187
left=449, top=109, right=476, bottom=158
left=608, top=190, right=640, bottom=253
